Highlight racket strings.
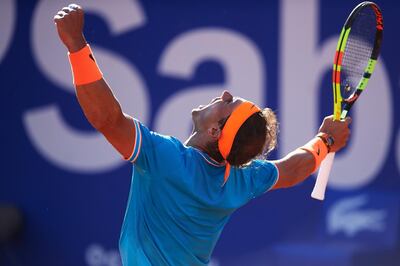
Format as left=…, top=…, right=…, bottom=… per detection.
left=340, top=7, right=376, bottom=99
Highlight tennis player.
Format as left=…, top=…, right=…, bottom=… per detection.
left=54, top=4, right=351, bottom=266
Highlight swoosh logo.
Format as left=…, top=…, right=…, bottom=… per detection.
left=89, top=54, right=95, bottom=62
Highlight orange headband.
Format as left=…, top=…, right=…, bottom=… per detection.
left=218, top=101, right=261, bottom=185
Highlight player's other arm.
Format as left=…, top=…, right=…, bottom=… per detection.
left=271, top=116, right=351, bottom=189
left=54, top=4, right=134, bottom=159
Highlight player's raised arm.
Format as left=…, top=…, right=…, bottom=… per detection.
left=272, top=116, right=351, bottom=189
left=54, top=4, right=135, bottom=160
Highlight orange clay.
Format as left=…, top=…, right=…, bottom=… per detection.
left=68, top=44, right=103, bottom=86
left=218, top=101, right=261, bottom=184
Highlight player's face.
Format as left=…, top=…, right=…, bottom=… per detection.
left=192, top=90, right=244, bottom=131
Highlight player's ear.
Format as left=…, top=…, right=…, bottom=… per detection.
left=207, top=125, right=221, bottom=140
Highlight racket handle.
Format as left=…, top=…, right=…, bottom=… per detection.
left=311, top=152, right=336, bottom=200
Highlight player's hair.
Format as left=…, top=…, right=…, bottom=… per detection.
left=207, top=108, right=278, bottom=166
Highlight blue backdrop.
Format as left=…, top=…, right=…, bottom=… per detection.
left=1, top=0, right=399, bottom=265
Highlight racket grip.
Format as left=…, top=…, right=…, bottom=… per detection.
left=311, top=152, right=336, bottom=200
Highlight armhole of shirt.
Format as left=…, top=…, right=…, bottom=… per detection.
left=266, top=162, right=280, bottom=192
left=123, top=119, right=142, bottom=163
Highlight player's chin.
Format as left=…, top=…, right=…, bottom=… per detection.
left=191, top=106, right=204, bottom=114
left=191, top=109, right=202, bottom=122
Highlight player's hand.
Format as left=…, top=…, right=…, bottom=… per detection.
left=54, top=3, right=86, bottom=53
left=318, top=115, right=351, bottom=153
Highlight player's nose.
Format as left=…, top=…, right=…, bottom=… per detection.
left=221, top=90, right=233, bottom=103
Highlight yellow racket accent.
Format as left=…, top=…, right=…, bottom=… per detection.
left=340, top=28, right=351, bottom=52
left=332, top=27, right=351, bottom=121
left=365, top=58, right=377, bottom=74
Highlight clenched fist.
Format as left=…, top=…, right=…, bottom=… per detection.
left=318, top=115, right=352, bottom=153
left=54, top=3, right=86, bottom=53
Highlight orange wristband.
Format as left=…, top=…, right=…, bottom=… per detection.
left=68, top=44, right=103, bottom=86
left=299, top=136, right=329, bottom=173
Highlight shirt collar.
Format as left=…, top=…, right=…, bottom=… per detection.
left=191, top=147, right=226, bottom=168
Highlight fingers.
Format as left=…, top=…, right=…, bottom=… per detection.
left=322, top=115, right=351, bottom=123
left=54, top=11, right=66, bottom=21
left=323, top=115, right=334, bottom=123
left=318, top=114, right=353, bottom=151
left=62, top=7, right=73, bottom=14
left=54, top=4, right=83, bottom=22
left=68, top=3, right=81, bottom=9
left=322, top=115, right=351, bottom=126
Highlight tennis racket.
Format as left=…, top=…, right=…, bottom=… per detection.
left=311, top=1, right=383, bottom=200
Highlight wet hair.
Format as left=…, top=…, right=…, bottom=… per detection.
left=206, top=108, right=278, bottom=166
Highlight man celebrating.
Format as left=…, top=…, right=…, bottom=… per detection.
left=54, top=4, right=351, bottom=266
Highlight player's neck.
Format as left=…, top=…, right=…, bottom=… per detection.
left=185, top=131, right=207, bottom=151
left=185, top=131, right=224, bottom=163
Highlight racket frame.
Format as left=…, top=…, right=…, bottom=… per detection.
left=333, top=1, right=383, bottom=121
